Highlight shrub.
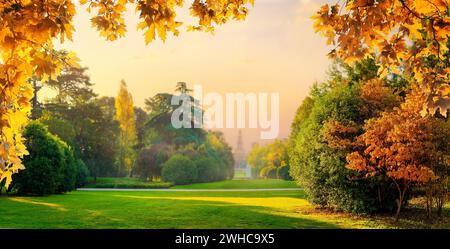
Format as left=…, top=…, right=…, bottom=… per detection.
left=195, top=157, right=220, bottom=182
left=161, top=154, right=197, bottom=185
left=277, top=165, right=292, bottom=180
left=12, top=122, right=87, bottom=195
left=259, top=166, right=277, bottom=179
left=13, top=122, right=65, bottom=196
left=135, top=145, right=169, bottom=180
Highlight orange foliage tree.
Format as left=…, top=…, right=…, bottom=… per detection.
left=313, top=0, right=450, bottom=116
left=346, top=90, right=447, bottom=221
left=0, top=0, right=254, bottom=187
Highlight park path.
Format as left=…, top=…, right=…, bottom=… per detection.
left=77, top=188, right=303, bottom=192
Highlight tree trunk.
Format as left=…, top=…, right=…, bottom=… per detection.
left=377, top=186, right=382, bottom=210
left=435, top=194, right=444, bottom=217
left=425, top=187, right=433, bottom=220
left=395, top=186, right=406, bottom=222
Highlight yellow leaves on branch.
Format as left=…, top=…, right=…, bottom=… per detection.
left=313, top=0, right=450, bottom=116
left=1, top=0, right=77, bottom=188
left=0, top=0, right=253, bottom=188
left=81, top=0, right=254, bottom=44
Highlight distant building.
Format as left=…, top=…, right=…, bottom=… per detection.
left=234, top=130, right=246, bottom=169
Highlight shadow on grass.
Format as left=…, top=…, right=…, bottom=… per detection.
left=110, top=195, right=341, bottom=229
left=0, top=193, right=340, bottom=228
left=7, top=191, right=448, bottom=228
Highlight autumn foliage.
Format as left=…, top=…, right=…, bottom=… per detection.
left=346, top=89, right=448, bottom=220
left=301, top=0, right=450, bottom=220
left=0, top=0, right=253, bottom=187
left=115, top=80, right=137, bottom=177
left=313, top=0, right=450, bottom=116
left=289, top=56, right=449, bottom=218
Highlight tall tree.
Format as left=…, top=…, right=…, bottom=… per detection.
left=46, top=66, right=96, bottom=105
left=115, top=80, right=137, bottom=177
left=175, top=82, right=192, bottom=94
left=144, top=83, right=204, bottom=146
left=134, top=107, right=147, bottom=151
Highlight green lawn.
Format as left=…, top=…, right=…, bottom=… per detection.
left=0, top=190, right=367, bottom=228
left=172, top=179, right=299, bottom=189
left=1, top=189, right=448, bottom=228
left=83, top=178, right=298, bottom=189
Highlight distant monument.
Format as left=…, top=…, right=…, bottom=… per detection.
left=234, top=130, right=246, bottom=169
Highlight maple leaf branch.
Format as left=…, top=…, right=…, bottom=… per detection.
left=398, top=0, right=423, bottom=20
left=430, top=20, right=442, bottom=62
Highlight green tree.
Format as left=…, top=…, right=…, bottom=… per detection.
left=45, top=98, right=120, bottom=179
left=144, top=85, right=204, bottom=146
left=46, top=66, right=96, bottom=105
left=134, top=107, right=148, bottom=150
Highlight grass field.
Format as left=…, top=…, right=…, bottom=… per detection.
left=1, top=189, right=449, bottom=229
left=83, top=178, right=298, bottom=189
left=172, top=179, right=299, bottom=189
left=233, top=168, right=249, bottom=179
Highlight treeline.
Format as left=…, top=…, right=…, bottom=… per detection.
left=135, top=82, right=234, bottom=184
left=1, top=66, right=234, bottom=195
left=247, top=140, right=291, bottom=180
left=288, top=58, right=449, bottom=220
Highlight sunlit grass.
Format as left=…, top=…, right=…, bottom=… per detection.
left=0, top=190, right=448, bottom=228
left=8, top=197, right=68, bottom=211
left=172, top=179, right=299, bottom=189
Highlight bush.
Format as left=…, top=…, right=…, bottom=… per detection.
left=12, top=122, right=87, bottom=195
left=75, top=159, right=89, bottom=188
left=13, top=122, right=65, bottom=195
left=259, top=166, right=277, bottom=179
left=195, top=157, right=220, bottom=182
left=135, top=145, right=169, bottom=180
left=162, top=154, right=197, bottom=185
left=277, top=165, right=292, bottom=180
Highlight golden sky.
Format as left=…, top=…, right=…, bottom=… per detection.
left=52, top=0, right=333, bottom=151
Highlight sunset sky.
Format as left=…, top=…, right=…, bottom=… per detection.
left=50, top=0, right=334, bottom=151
